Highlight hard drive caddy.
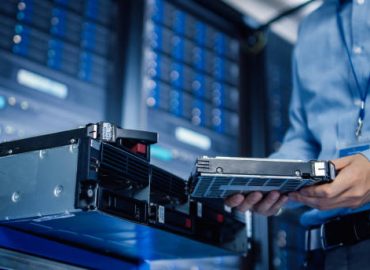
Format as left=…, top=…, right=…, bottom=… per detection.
left=190, top=199, right=249, bottom=254
left=190, top=157, right=336, bottom=198
left=149, top=165, right=194, bottom=236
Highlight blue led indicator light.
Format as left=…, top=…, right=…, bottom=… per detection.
left=151, top=145, right=173, bottom=161
left=0, top=96, right=6, bottom=110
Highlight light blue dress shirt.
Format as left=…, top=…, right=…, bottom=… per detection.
left=270, top=0, right=370, bottom=226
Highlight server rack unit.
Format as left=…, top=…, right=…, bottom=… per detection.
left=0, top=0, right=121, bottom=142
left=123, top=0, right=248, bottom=178
left=265, top=33, right=293, bottom=154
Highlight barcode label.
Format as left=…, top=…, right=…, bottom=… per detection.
left=158, top=205, right=165, bottom=223
left=197, top=202, right=202, bottom=218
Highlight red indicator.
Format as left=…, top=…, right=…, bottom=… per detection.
left=185, top=218, right=192, bottom=228
left=216, top=214, right=224, bottom=223
left=131, top=143, right=147, bottom=154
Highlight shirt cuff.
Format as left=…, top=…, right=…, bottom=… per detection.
left=360, top=149, right=370, bottom=161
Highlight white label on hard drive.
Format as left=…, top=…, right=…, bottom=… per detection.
left=102, top=123, right=113, bottom=141
left=314, top=162, right=326, bottom=176
left=197, top=202, right=202, bottom=218
left=158, top=205, right=165, bottom=224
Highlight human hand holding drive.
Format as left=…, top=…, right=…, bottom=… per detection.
left=225, top=191, right=289, bottom=216
left=289, top=154, right=370, bottom=210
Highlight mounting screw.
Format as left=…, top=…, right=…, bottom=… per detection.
left=69, top=141, right=78, bottom=153
left=54, top=185, right=63, bottom=197
left=7, top=149, right=13, bottom=155
left=295, top=170, right=301, bottom=177
left=39, top=150, right=47, bottom=159
left=87, top=188, right=94, bottom=198
left=216, top=167, right=223, bottom=173
left=11, top=191, right=20, bottom=203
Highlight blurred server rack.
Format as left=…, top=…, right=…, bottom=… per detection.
left=0, top=0, right=123, bottom=142
left=121, top=0, right=252, bottom=179
left=264, top=33, right=293, bottom=155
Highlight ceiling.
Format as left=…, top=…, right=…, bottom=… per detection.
left=222, top=0, right=323, bottom=43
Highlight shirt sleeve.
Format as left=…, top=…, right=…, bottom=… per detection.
left=269, top=48, right=320, bottom=161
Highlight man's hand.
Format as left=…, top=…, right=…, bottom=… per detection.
left=289, top=154, right=370, bottom=210
left=225, top=191, right=288, bottom=216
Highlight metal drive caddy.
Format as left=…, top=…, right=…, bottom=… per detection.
left=190, top=156, right=336, bottom=199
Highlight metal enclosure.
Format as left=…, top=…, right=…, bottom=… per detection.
left=0, top=144, right=79, bottom=221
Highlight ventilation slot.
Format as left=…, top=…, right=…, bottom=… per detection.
left=100, top=143, right=149, bottom=188
left=151, top=166, right=187, bottom=203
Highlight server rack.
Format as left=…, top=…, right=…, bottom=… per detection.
left=0, top=0, right=124, bottom=142
left=121, top=0, right=254, bottom=179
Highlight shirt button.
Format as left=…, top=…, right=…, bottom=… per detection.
left=353, top=46, right=363, bottom=54
left=357, top=0, right=365, bottom=5
left=354, top=99, right=362, bottom=107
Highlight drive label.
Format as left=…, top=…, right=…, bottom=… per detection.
left=158, top=205, right=165, bottom=223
